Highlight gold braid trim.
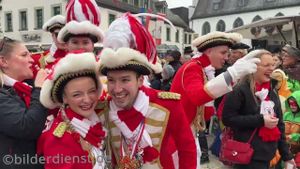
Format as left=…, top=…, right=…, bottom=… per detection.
left=100, top=60, right=152, bottom=74
left=194, top=60, right=208, bottom=132
left=197, top=38, right=233, bottom=50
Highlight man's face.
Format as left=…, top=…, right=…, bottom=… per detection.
left=66, top=36, right=94, bottom=52
left=107, top=70, right=144, bottom=110
left=229, top=50, right=244, bottom=64
left=206, top=45, right=229, bottom=69
left=51, top=28, right=66, bottom=50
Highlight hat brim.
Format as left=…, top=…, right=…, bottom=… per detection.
left=100, top=61, right=151, bottom=76
left=197, top=38, right=234, bottom=52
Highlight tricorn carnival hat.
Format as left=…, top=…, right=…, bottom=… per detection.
left=58, top=0, right=103, bottom=43
left=98, top=47, right=154, bottom=76
left=103, top=12, right=173, bottom=74
left=57, top=20, right=104, bottom=43
left=42, top=15, right=66, bottom=33
left=282, top=44, right=300, bottom=60
left=230, top=42, right=250, bottom=50
left=40, top=52, right=101, bottom=109
left=192, top=31, right=243, bottom=52
left=66, top=0, right=101, bottom=26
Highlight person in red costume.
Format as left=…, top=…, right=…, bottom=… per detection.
left=31, top=15, right=67, bottom=77
left=98, top=47, right=196, bottom=169
left=38, top=52, right=108, bottom=169
left=58, top=0, right=104, bottom=54
left=170, top=31, right=261, bottom=167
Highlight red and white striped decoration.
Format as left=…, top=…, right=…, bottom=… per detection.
left=66, top=0, right=101, bottom=26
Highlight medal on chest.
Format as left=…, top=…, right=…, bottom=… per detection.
left=118, top=122, right=145, bottom=169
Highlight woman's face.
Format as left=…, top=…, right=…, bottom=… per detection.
left=0, top=43, right=33, bottom=81
left=63, top=77, right=99, bottom=118
left=273, top=55, right=282, bottom=68
left=281, top=51, right=298, bottom=68
left=254, top=53, right=275, bottom=84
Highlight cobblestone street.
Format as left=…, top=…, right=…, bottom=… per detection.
left=201, top=135, right=233, bottom=169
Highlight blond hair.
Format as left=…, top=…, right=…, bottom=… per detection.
left=0, top=38, right=22, bottom=87
left=238, top=49, right=272, bottom=103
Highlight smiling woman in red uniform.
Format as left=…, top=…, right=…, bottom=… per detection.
left=37, top=52, right=107, bottom=169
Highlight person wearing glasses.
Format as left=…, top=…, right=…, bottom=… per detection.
left=281, top=44, right=300, bottom=92
left=31, top=15, right=67, bottom=78
left=0, top=37, right=48, bottom=169
left=222, top=50, right=295, bottom=169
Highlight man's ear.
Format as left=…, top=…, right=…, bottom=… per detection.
left=138, top=75, right=144, bottom=87
left=0, top=56, right=8, bottom=68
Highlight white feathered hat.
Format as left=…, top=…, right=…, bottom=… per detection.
left=57, top=20, right=104, bottom=43
left=42, top=15, right=66, bottom=33
left=192, top=31, right=243, bottom=52
left=103, top=12, right=163, bottom=73
left=40, top=52, right=101, bottom=109
left=99, top=47, right=156, bottom=76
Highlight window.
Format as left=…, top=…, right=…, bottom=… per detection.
left=166, top=27, right=171, bottom=41
left=122, top=0, right=128, bottom=3
left=184, top=33, right=188, bottom=44
left=189, top=34, right=192, bottom=44
left=35, top=8, right=43, bottom=29
left=237, top=0, right=248, bottom=7
left=252, top=15, right=262, bottom=22
left=212, top=0, right=222, bottom=10
left=5, top=12, right=13, bottom=32
left=216, top=20, right=226, bottom=32
left=275, top=12, right=284, bottom=17
left=19, top=10, right=28, bottom=31
left=108, top=14, right=116, bottom=25
left=233, top=17, right=244, bottom=28
left=202, top=22, right=211, bottom=35
left=134, top=0, right=139, bottom=6
left=175, top=30, right=179, bottom=43
left=52, top=5, right=61, bottom=16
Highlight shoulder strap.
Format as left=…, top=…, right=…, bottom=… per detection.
left=247, top=128, right=258, bottom=143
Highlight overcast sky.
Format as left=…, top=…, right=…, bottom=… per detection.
left=165, top=0, right=193, bottom=8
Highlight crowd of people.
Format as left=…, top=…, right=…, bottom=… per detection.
left=0, top=0, right=299, bottom=169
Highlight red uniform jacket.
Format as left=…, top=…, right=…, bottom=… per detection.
left=170, top=54, right=214, bottom=124
left=37, top=112, right=93, bottom=169
left=107, top=86, right=197, bottom=169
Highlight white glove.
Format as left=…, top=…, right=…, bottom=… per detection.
left=227, top=50, right=262, bottom=82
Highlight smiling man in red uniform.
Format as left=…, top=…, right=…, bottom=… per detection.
left=170, top=31, right=262, bottom=167
left=98, top=47, right=196, bottom=169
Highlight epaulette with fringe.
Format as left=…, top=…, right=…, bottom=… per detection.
left=158, top=92, right=181, bottom=100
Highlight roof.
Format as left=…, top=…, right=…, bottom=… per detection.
left=97, top=0, right=140, bottom=13
left=96, top=0, right=193, bottom=31
left=192, top=0, right=300, bottom=19
left=170, top=7, right=189, bottom=25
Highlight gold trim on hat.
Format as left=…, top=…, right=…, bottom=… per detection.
left=51, top=70, right=96, bottom=103
left=100, top=60, right=152, bottom=74
left=197, top=38, right=233, bottom=50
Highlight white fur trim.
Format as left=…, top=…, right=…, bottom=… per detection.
left=57, top=20, right=104, bottom=43
left=40, top=52, right=101, bottom=109
left=192, top=31, right=243, bottom=48
left=99, top=47, right=152, bottom=72
left=42, top=15, right=65, bottom=32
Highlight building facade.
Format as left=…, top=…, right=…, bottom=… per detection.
left=190, top=0, right=300, bottom=48
left=0, top=0, right=194, bottom=53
